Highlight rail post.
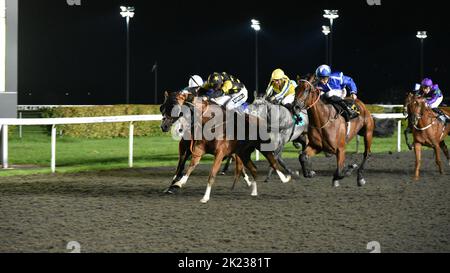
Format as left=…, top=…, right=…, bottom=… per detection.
left=51, top=125, right=56, bottom=173
left=129, top=122, right=134, bottom=168
left=397, top=120, right=402, bottom=153
left=1, top=125, right=8, bottom=169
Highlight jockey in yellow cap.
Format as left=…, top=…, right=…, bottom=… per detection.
left=265, top=69, right=302, bottom=125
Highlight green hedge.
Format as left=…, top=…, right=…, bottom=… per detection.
left=9, top=104, right=441, bottom=139
left=42, top=105, right=165, bottom=139
left=365, top=105, right=385, bottom=114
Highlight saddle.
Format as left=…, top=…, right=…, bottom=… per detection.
left=328, top=98, right=360, bottom=122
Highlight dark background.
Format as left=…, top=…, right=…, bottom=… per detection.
left=18, top=0, right=450, bottom=105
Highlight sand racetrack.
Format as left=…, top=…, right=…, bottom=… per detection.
left=0, top=151, right=449, bottom=253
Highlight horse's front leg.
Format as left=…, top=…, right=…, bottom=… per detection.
left=166, top=145, right=205, bottom=194
left=172, top=140, right=191, bottom=182
left=414, top=142, right=422, bottom=181
left=299, top=146, right=319, bottom=178
left=332, top=148, right=347, bottom=188
left=404, top=126, right=413, bottom=151
left=201, top=152, right=226, bottom=204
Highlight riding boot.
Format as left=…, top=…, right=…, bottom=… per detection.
left=338, top=100, right=358, bottom=121
left=432, top=108, right=450, bottom=124
left=328, top=96, right=351, bottom=122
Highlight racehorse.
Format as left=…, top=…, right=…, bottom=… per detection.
left=407, top=95, right=450, bottom=180
left=160, top=91, right=245, bottom=194
left=161, top=91, right=292, bottom=202
left=294, top=75, right=375, bottom=187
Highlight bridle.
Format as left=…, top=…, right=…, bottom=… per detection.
left=410, top=99, right=437, bottom=131
left=296, top=79, right=321, bottom=111
left=296, top=79, right=340, bottom=130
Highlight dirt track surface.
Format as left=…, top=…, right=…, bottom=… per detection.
left=0, top=151, right=449, bottom=253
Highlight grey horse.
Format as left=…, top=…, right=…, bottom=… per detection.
left=246, top=98, right=310, bottom=181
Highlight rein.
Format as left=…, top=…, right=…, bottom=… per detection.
left=298, top=79, right=336, bottom=129
left=412, top=102, right=438, bottom=131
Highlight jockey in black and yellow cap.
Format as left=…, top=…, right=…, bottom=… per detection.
left=203, top=72, right=249, bottom=111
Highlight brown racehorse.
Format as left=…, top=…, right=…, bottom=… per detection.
left=160, top=91, right=248, bottom=194
left=174, top=92, right=291, bottom=203
left=294, top=75, right=375, bottom=187
left=407, top=95, right=450, bottom=180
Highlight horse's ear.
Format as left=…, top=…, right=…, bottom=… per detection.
left=164, top=91, right=169, bottom=98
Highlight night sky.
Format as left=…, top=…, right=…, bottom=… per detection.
left=18, top=0, right=450, bottom=105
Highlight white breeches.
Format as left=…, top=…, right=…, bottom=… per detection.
left=212, top=88, right=248, bottom=111
left=428, top=96, right=443, bottom=109
left=323, top=89, right=347, bottom=99
left=281, top=94, right=295, bottom=106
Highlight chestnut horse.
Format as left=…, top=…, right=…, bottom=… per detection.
left=174, top=93, right=292, bottom=203
left=407, top=95, right=450, bottom=180
left=294, top=76, right=375, bottom=187
left=160, top=91, right=245, bottom=194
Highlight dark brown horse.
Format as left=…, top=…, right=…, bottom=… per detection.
left=294, top=75, right=375, bottom=187
left=407, top=95, right=450, bottom=180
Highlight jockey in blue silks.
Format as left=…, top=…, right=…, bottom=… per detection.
left=315, top=64, right=359, bottom=121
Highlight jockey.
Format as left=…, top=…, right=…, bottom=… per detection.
left=182, top=75, right=204, bottom=95
left=203, top=72, right=249, bottom=111
left=265, top=68, right=303, bottom=125
left=315, top=64, right=359, bottom=122
left=416, top=78, right=449, bottom=123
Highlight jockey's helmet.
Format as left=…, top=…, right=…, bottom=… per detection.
left=189, top=75, right=204, bottom=88
left=316, top=65, right=332, bottom=78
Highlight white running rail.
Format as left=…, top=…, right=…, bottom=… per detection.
left=1, top=113, right=407, bottom=172
left=0, top=115, right=162, bottom=172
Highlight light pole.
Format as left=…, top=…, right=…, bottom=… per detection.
left=251, top=19, right=261, bottom=96
left=416, top=31, right=427, bottom=80
left=152, top=61, right=158, bottom=104
left=120, top=6, right=135, bottom=104
left=322, top=25, right=330, bottom=64
left=323, top=10, right=339, bottom=67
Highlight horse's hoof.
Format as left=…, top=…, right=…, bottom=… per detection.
left=282, top=175, right=292, bottom=184
left=200, top=199, right=209, bottom=204
left=164, top=186, right=180, bottom=195
left=264, top=179, right=270, bottom=183
left=294, top=171, right=301, bottom=177
left=333, top=181, right=340, bottom=188
left=413, top=176, right=420, bottom=181
left=407, top=145, right=413, bottom=151
left=307, top=171, right=317, bottom=178
left=358, top=179, right=366, bottom=187
left=220, top=172, right=226, bottom=176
